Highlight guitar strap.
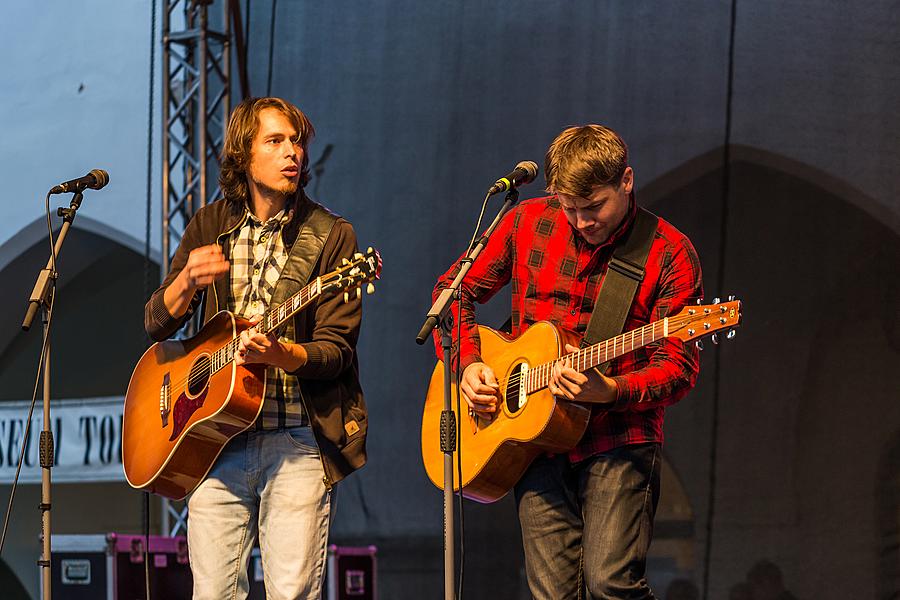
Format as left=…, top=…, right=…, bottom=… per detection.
left=581, top=206, right=659, bottom=374
left=269, top=200, right=339, bottom=315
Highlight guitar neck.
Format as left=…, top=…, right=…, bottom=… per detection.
left=203, top=246, right=382, bottom=374
left=259, top=279, right=321, bottom=335
left=526, top=318, right=670, bottom=393
left=209, top=278, right=322, bottom=373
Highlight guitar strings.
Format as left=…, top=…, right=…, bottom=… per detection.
left=174, top=309, right=723, bottom=398
left=485, top=312, right=714, bottom=393
left=461, top=310, right=717, bottom=401
left=173, top=314, right=288, bottom=393
left=166, top=312, right=281, bottom=396
left=165, top=264, right=378, bottom=397
left=168, top=333, right=254, bottom=396
left=169, top=270, right=366, bottom=394
left=167, top=280, right=319, bottom=394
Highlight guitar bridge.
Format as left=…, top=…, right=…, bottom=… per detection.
left=505, top=362, right=529, bottom=414
left=516, top=363, right=529, bottom=410
left=159, top=373, right=171, bottom=428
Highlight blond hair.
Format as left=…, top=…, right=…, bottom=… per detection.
left=544, top=124, right=628, bottom=197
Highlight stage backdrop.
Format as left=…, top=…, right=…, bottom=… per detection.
left=239, top=2, right=900, bottom=598
left=0, top=2, right=897, bottom=599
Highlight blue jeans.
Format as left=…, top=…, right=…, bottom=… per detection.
left=187, top=426, right=333, bottom=600
left=514, top=444, right=661, bottom=599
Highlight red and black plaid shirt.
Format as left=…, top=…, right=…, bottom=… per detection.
left=433, top=194, right=703, bottom=460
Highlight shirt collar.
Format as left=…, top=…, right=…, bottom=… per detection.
left=596, top=191, right=637, bottom=251
left=244, top=197, right=295, bottom=230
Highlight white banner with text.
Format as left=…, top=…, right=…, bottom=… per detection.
left=0, top=397, right=124, bottom=484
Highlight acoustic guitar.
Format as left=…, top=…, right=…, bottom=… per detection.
left=421, top=298, right=741, bottom=503
left=123, top=248, right=382, bottom=500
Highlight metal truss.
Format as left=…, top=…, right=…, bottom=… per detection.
left=161, top=0, right=232, bottom=276
left=159, top=0, right=248, bottom=536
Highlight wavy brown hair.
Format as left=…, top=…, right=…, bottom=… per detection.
left=219, top=97, right=316, bottom=206
left=544, top=124, right=628, bottom=198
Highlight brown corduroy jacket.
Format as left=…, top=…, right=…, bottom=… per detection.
left=144, top=193, right=367, bottom=488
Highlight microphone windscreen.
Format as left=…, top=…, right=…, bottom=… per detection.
left=89, top=169, right=110, bottom=190
left=515, top=161, right=539, bottom=183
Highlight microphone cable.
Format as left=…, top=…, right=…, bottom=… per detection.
left=0, top=192, right=58, bottom=556
left=453, top=187, right=497, bottom=598
left=703, top=1, right=738, bottom=597
left=266, top=0, right=278, bottom=95
left=454, top=292, right=466, bottom=600
left=466, top=191, right=493, bottom=254
left=143, top=1, right=158, bottom=598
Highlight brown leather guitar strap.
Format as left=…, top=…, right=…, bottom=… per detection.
left=581, top=206, right=659, bottom=374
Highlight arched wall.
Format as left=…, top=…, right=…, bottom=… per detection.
left=653, top=151, right=899, bottom=598
left=0, top=218, right=160, bottom=400
left=0, top=221, right=161, bottom=599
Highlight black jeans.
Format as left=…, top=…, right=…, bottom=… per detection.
left=514, top=443, right=661, bottom=600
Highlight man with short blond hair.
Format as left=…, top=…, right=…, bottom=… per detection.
left=433, top=124, right=703, bottom=598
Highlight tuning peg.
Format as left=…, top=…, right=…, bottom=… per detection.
left=726, top=330, right=737, bottom=340
left=354, top=252, right=362, bottom=259
left=342, top=258, right=350, bottom=265
left=356, top=287, right=362, bottom=299
left=711, top=333, right=719, bottom=345
left=695, top=340, right=704, bottom=351
left=366, top=283, right=375, bottom=295
left=696, top=298, right=703, bottom=305
left=367, top=246, right=373, bottom=253
left=727, top=295, right=735, bottom=301
left=343, top=291, right=349, bottom=303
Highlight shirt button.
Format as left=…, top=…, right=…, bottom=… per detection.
left=260, top=234, right=268, bottom=242
left=571, top=309, right=576, bottom=315
left=254, top=266, right=260, bottom=275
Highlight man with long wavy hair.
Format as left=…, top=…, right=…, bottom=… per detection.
left=145, top=97, right=367, bottom=599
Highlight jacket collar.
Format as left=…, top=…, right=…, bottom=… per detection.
left=220, top=189, right=311, bottom=246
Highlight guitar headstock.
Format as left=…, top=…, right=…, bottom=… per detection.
left=320, top=247, right=383, bottom=301
left=668, top=296, right=742, bottom=348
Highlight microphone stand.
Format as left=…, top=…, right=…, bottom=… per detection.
left=22, top=190, right=85, bottom=600
left=416, top=188, right=520, bottom=600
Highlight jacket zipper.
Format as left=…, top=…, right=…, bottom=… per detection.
left=296, top=376, right=334, bottom=492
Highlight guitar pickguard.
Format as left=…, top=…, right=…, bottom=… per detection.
left=169, top=387, right=209, bottom=442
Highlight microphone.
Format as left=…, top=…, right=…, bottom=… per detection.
left=487, top=161, right=538, bottom=195
left=50, top=169, right=110, bottom=194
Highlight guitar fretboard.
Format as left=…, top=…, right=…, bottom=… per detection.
left=261, top=279, right=322, bottom=335
left=208, top=277, right=322, bottom=375
left=525, top=318, right=669, bottom=393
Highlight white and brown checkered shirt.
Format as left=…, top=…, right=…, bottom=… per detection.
left=227, top=205, right=307, bottom=429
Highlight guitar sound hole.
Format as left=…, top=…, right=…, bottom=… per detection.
left=187, top=355, right=212, bottom=397
left=505, top=362, right=525, bottom=413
